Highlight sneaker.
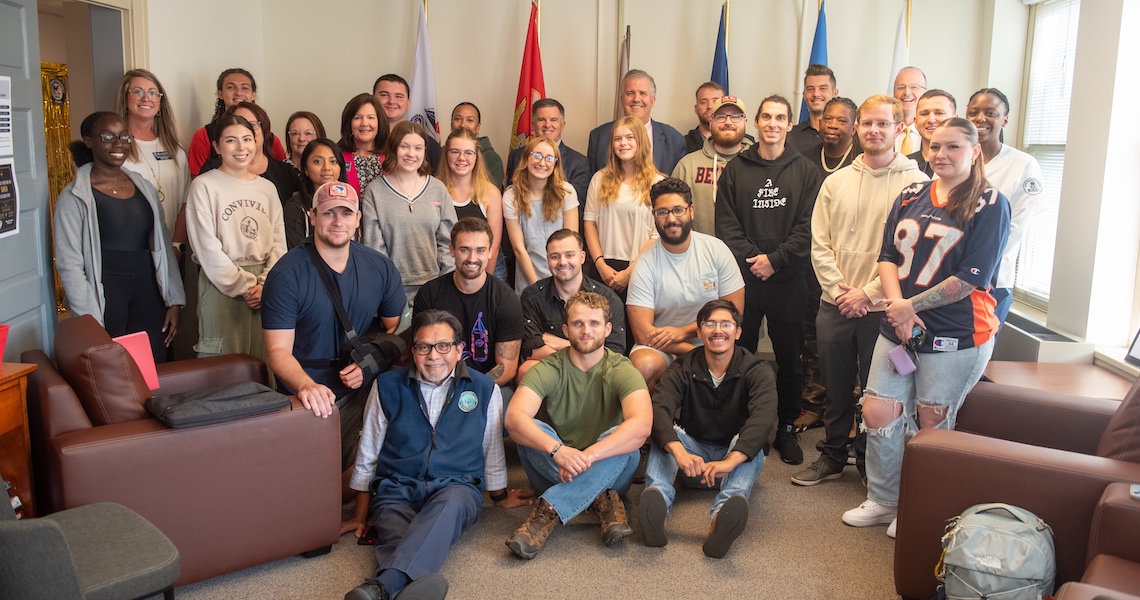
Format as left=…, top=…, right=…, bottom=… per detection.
left=886, top=517, right=897, bottom=539
left=842, top=499, right=897, bottom=527
left=773, top=424, right=804, bottom=465
left=345, top=584, right=388, bottom=600
left=791, top=459, right=843, bottom=486
left=589, top=489, right=632, bottom=546
left=398, top=574, right=449, bottom=600
left=703, top=495, right=749, bottom=558
left=506, top=498, right=560, bottom=559
left=637, top=487, right=668, bottom=547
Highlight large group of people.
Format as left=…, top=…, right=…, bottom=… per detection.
left=53, top=61, right=1040, bottom=600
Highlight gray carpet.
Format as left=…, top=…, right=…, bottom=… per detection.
left=176, top=427, right=897, bottom=599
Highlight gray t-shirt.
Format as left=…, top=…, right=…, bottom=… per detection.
left=503, top=182, right=579, bottom=294
left=627, top=231, right=744, bottom=345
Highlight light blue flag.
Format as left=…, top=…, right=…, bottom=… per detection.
left=799, top=1, right=828, bottom=123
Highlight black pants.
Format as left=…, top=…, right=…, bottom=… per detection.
left=815, top=302, right=878, bottom=470
left=740, top=275, right=807, bottom=427
left=102, top=251, right=169, bottom=364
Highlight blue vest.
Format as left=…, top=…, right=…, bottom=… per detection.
left=369, top=363, right=495, bottom=504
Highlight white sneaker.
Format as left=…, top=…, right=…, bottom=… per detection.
left=842, top=499, right=897, bottom=527
left=886, top=517, right=897, bottom=539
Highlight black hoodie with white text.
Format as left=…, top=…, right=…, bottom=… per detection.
left=714, top=143, right=823, bottom=283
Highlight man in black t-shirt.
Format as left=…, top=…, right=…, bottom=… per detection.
left=414, top=218, right=524, bottom=404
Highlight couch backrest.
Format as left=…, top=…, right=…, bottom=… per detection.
left=1097, top=378, right=1140, bottom=463
left=53, top=315, right=151, bottom=425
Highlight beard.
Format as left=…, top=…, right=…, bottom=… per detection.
left=569, top=332, right=605, bottom=355
left=457, top=260, right=485, bottom=280
left=657, top=218, right=693, bottom=247
left=710, top=125, right=745, bottom=148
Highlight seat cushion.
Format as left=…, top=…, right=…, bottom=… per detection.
left=1055, top=581, right=1140, bottom=600
left=1096, top=379, right=1140, bottom=463
left=54, top=315, right=151, bottom=425
left=1081, top=554, right=1140, bottom=593
left=44, top=502, right=179, bottom=600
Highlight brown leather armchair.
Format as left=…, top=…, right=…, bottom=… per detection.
left=22, top=315, right=341, bottom=586
left=894, top=379, right=1140, bottom=600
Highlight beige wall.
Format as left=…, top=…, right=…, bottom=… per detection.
left=145, top=0, right=1017, bottom=159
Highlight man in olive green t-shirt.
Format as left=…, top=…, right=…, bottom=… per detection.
left=504, top=291, right=652, bottom=560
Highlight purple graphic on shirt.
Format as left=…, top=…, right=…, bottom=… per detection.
left=469, top=312, right=489, bottom=363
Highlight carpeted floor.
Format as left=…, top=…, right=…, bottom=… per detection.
left=175, top=426, right=897, bottom=600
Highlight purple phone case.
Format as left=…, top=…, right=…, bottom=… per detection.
left=888, top=344, right=916, bottom=375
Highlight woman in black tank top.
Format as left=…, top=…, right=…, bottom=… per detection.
left=436, top=128, right=506, bottom=280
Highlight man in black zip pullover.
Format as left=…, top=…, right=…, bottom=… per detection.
left=715, top=95, right=823, bottom=466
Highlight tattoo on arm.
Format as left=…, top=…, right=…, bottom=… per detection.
left=910, top=276, right=976, bottom=312
left=487, top=363, right=506, bottom=381
left=496, top=340, right=521, bottom=361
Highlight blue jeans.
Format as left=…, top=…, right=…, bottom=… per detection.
left=516, top=421, right=639, bottom=523
left=863, top=335, right=993, bottom=507
left=644, top=425, right=765, bottom=521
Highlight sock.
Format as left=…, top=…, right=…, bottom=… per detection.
left=378, top=569, right=411, bottom=597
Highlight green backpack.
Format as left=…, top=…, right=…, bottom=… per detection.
left=936, top=503, right=1056, bottom=600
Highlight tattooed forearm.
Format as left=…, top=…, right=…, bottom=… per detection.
left=487, top=363, right=506, bottom=381
left=910, top=276, right=976, bottom=312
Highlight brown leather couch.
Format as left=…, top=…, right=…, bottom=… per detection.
left=894, top=378, right=1140, bottom=600
left=22, top=315, right=341, bottom=586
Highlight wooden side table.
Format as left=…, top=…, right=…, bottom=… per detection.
left=983, top=361, right=1134, bottom=399
left=0, top=362, right=37, bottom=517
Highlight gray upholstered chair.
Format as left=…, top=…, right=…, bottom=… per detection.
left=0, top=497, right=179, bottom=600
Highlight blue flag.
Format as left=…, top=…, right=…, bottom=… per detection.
left=710, top=3, right=729, bottom=94
left=799, top=1, right=828, bottom=123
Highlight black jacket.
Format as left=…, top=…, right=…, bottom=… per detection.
left=714, top=143, right=822, bottom=283
left=650, top=346, right=777, bottom=460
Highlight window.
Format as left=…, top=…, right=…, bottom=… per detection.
left=1015, top=0, right=1080, bottom=306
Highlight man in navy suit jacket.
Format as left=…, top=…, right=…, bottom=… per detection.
left=505, top=98, right=590, bottom=211
left=587, top=70, right=686, bottom=175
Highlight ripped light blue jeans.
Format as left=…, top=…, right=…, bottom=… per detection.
left=863, top=335, right=993, bottom=507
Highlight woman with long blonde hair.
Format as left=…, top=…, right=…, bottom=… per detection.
left=503, top=135, right=579, bottom=293
left=583, top=116, right=663, bottom=296
left=437, top=127, right=505, bottom=279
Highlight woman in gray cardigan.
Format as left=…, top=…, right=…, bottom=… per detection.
left=54, top=111, right=185, bottom=362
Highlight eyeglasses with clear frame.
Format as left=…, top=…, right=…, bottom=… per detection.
left=529, top=152, right=557, bottom=164
left=700, top=320, right=738, bottom=331
left=128, top=88, right=163, bottom=100
left=98, top=133, right=134, bottom=144
left=412, top=341, right=460, bottom=355
left=447, top=149, right=478, bottom=158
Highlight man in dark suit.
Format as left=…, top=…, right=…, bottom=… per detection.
left=505, top=98, right=590, bottom=208
left=587, top=70, right=687, bottom=175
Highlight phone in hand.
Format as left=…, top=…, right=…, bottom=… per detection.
left=357, top=525, right=379, bottom=545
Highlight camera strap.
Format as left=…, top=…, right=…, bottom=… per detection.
left=303, top=242, right=376, bottom=372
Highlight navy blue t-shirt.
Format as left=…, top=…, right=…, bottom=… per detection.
left=878, top=180, right=1010, bottom=352
left=262, top=241, right=405, bottom=396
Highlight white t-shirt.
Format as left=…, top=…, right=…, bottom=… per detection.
left=985, top=144, right=1044, bottom=289
left=583, top=172, right=662, bottom=262
left=122, top=138, right=189, bottom=234
left=503, top=181, right=579, bottom=293
left=627, top=231, right=745, bottom=345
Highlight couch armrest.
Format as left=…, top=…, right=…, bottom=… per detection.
left=1055, top=581, right=1140, bottom=600
left=894, top=428, right=1140, bottom=600
left=955, top=381, right=1118, bottom=454
left=1088, top=483, right=1140, bottom=566
left=49, top=398, right=339, bottom=586
left=154, top=353, right=268, bottom=397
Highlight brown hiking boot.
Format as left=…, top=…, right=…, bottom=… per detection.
left=589, top=489, right=632, bottom=546
left=506, top=498, right=560, bottom=559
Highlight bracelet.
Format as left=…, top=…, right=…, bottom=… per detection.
left=550, top=442, right=563, bottom=457
left=489, top=489, right=508, bottom=503
left=594, top=256, right=605, bottom=265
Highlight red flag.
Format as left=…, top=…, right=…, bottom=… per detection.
left=511, top=1, right=545, bottom=150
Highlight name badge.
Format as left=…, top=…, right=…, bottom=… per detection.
left=457, top=391, right=478, bottom=412
left=153, top=151, right=172, bottom=161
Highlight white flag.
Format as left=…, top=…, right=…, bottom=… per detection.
left=408, top=2, right=439, bottom=141
left=888, top=6, right=908, bottom=92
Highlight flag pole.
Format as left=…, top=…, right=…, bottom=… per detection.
left=423, top=0, right=428, bottom=24
left=537, top=0, right=541, bottom=45
left=905, top=0, right=911, bottom=50
left=725, top=0, right=731, bottom=51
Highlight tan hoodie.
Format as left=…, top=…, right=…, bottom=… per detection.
left=671, top=136, right=754, bottom=235
left=811, top=152, right=928, bottom=308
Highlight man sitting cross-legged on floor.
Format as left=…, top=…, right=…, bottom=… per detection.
left=504, top=291, right=652, bottom=559
left=343, top=309, right=532, bottom=600
left=639, top=299, right=778, bottom=558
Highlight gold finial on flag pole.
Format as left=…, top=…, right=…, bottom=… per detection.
left=905, top=0, right=911, bottom=50
left=725, top=0, right=731, bottom=51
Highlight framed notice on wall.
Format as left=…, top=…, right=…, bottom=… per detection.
left=0, top=158, right=18, bottom=239
left=0, top=76, right=12, bottom=156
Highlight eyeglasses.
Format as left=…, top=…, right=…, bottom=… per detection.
left=447, top=149, right=478, bottom=158
left=712, top=113, right=747, bottom=124
left=652, top=206, right=690, bottom=219
left=412, top=341, right=460, bottom=355
left=247, top=120, right=262, bottom=130
left=287, top=130, right=316, bottom=139
left=700, top=320, right=738, bottom=331
left=894, top=84, right=927, bottom=93
left=97, top=133, right=134, bottom=144
left=128, top=88, right=163, bottom=100
left=858, top=120, right=896, bottom=130
left=530, top=152, right=557, bottom=164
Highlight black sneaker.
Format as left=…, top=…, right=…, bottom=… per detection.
left=773, top=424, right=803, bottom=465
left=790, top=459, right=843, bottom=486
